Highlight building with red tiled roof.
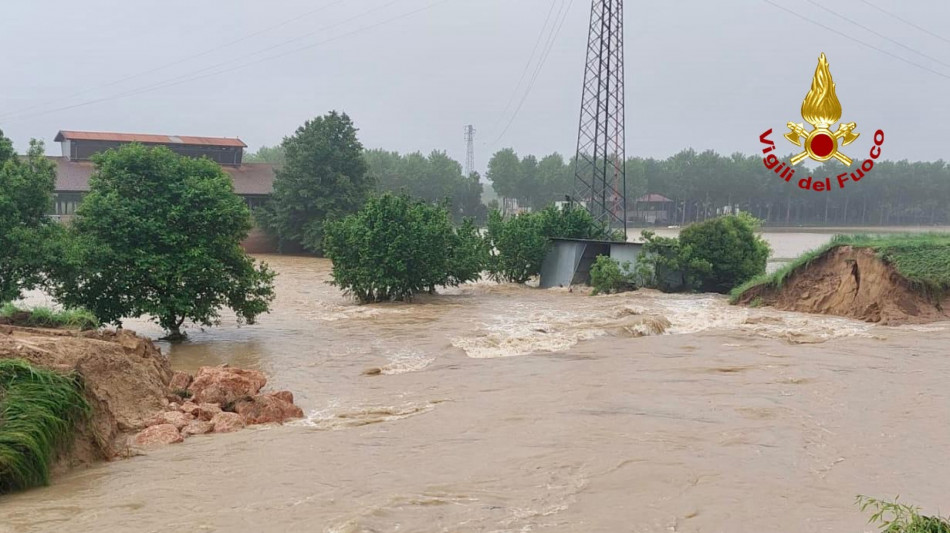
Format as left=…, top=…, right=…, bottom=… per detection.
left=50, top=130, right=274, bottom=217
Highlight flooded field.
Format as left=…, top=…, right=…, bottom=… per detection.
left=2, top=229, right=949, bottom=532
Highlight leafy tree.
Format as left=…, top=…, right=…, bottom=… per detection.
left=486, top=148, right=522, bottom=211
left=49, top=144, right=275, bottom=340
left=365, top=149, right=487, bottom=223
left=0, top=135, right=57, bottom=303
left=486, top=204, right=612, bottom=283
left=244, top=145, right=286, bottom=166
left=485, top=209, right=548, bottom=284
left=323, top=194, right=487, bottom=303
left=641, top=214, right=769, bottom=293
left=258, top=111, right=371, bottom=253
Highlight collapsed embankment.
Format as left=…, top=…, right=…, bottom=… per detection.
left=0, top=325, right=303, bottom=489
left=734, top=245, right=950, bottom=325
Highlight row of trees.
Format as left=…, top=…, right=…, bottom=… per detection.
left=484, top=148, right=950, bottom=227
left=0, top=129, right=275, bottom=339
left=252, top=114, right=950, bottom=245
left=324, top=198, right=611, bottom=303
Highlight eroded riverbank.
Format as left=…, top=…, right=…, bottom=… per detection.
left=3, top=255, right=948, bottom=532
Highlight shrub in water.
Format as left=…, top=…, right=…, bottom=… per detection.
left=642, top=214, right=770, bottom=293
left=589, top=255, right=637, bottom=295
left=323, top=194, right=487, bottom=303
left=486, top=204, right=614, bottom=284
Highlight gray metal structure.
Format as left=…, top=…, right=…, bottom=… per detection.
left=539, top=238, right=644, bottom=289
left=464, top=125, right=476, bottom=177
left=573, top=0, right=626, bottom=238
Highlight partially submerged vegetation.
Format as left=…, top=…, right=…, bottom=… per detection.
left=637, top=214, right=770, bottom=294
left=858, top=495, right=950, bottom=533
left=0, top=303, right=99, bottom=331
left=731, top=233, right=950, bottom=304
left=0, top=359, right=89, bottom=494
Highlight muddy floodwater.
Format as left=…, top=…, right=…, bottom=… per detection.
left=2, top=229, right=949, bottom=532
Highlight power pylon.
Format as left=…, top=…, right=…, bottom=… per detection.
left=572, top=0, right=626, bottom=238
left=464, top=125, right=476, bottom=176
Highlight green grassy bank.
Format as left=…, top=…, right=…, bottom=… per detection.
left=731, top=233, right=950, bottom=304
left=0, top=304, right=99, bottom=331
left=0, top=359, right=89, bottom=493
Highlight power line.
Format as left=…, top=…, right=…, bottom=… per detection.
left=857, top=0, right=950, bottom=47
left=804, top=0, right=950, bottom=69
left=490, top=0, right=576, bottom=146
left=490, top=0, right=561, bottom=133
left=0, top=0, right=350, bottom=120
left=762, top=0, right=950, bottom=81
left=3, top=0, right=450, bottom=124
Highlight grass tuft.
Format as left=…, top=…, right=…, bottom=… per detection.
left=0, top=304, right=99, bottom=331
left=857, top=495, right=950, bottom=533
left=0, top=359, right=90, bottom=493
left=730, top=233, right=950, bottom=304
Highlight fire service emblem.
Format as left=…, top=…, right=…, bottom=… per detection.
left=759, top=53, right=884, bottom=192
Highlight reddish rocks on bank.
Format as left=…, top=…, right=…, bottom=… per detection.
left=132, top=424, right=184, bottom=448
left=210, top=412, right=246, bottom=433
left=233, top=392, right=305, bottom=425
left=187, top=366, right=268, bottom=405
left=0, top=325, right=304, bottom=470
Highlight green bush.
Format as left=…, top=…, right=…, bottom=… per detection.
left=486, top=204, right=614, bottom=284
left=0, top=359, right=89, bottom=493
left=857, top=496, right=950, bottom=533
left=641, top=214, right=769, bottom=293
left=589, top=256, right=637, bottom=295
left=323, top=194, right=487, bottom=303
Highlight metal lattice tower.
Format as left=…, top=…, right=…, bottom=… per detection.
left=573, top=0, right=626, bottom=238
left=464, top=125, right=476, bottom=176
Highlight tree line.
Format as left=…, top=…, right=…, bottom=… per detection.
left=253, top=135, right=950, bottom=228
left=484, top=148, right=950, bottom=227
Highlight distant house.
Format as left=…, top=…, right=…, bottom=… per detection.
left=49, top=130, right=274, bottom=217
left=631, top=193, right=673, bottom=225
left=49, top=130, right=277, bottom=252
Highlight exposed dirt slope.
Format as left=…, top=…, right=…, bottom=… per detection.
left=736, top=246, right=950, bottom=325
left=0, top=326, right=171, bottom=467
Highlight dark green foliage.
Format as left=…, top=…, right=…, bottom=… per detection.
left=365, top=149, right=487, bottom=223
left=323, top=194, right=487, bottom=303
left=485, top=204, right=613, bottom=284
left=0, top=359, right=89, bottom=493
left=857, top=496, right=950, bottom=533
left=677, top=213, right=770, bottom=293
left=641, top=214, right=769, bottom=293
left=485, top=147, right=950, bottom=227
left=0, top=304, right=99, bottom=331
left=258, top=111, right=371, bottom=253
left=485, top=210, right=549, bottom=284
left=589, top=256, right=637, bottom=295
left=48, top=144, right=275, bottom=339
left=731, top=233, right=950, bottom=303
left=0, top=134, right=57, bottom=304
left=537, top=204, right=612, bottom=241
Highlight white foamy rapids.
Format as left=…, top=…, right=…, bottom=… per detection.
left=379, top=350, right=434, bottom=375
left=451, top=306, right=670, bottom=359
left=452, top=290, right=875, bottom=358
left=298, top=400, right=437, bottom=430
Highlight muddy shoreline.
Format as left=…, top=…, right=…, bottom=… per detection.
left=3, top=252, right=948, bottom=532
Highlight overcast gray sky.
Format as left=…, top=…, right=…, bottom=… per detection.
left=1, top=0, right=948, bottom=172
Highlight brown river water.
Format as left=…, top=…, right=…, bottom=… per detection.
left=2, top=229, right=949, bottom=532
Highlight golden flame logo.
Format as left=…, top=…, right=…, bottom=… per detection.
left=801, top=53, right=842, bottom=128
left=784, top=53, right=859, bottom=166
